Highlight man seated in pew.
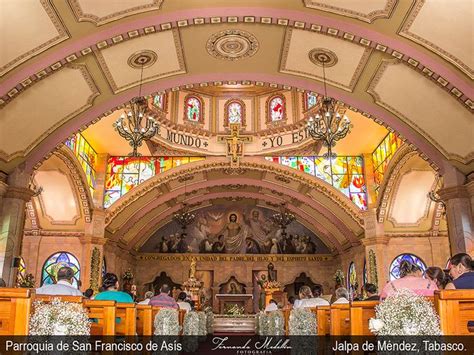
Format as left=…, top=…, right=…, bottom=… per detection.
left=36, top=266, right=83, bottom=296
left=149, top=284, right=178, bottom=309
left=177, top=292, right=191, bottom=311
left=362, top=283, right=379, bottom=301
left=445, top=253, right=474, bottom=289
left=294, top=285, right=329, bottom=308
left=138, top=291, right=154, bottom=305
left=332, top=287, right=349, bottom=304
left=380, top=260, right=437, bottom=298
left=264, top=299, right=278, bottom=312
left=94, top=273, right=133, bottom=303
left=83, top=288, right=94, bottom=299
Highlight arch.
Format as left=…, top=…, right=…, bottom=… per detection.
left=266, top=94, right=286, bottom=124
left=224, top=98, right=246, bottom=127
left=183, top=94, right=204, bottom=124
left=41, top=251, right=81, bottom=287
left=389, top=253, right=427, bottom=281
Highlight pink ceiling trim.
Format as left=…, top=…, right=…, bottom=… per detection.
left=111, top=177, right=358, bottom=246
left=24, top=73, right=447, bottom=173
left=127, top=191, right=342, bottom=251
left=0, top=7, right=470, bottom=96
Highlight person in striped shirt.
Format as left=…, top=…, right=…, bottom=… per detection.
left=149, top=284, right=179, bottom=309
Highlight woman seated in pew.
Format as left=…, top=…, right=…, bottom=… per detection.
left=380, top=260, right=437, bottom=299
left=94, top=273, right=133, bottom=303
left=332, top=287, right=349, bottom=304
left=362, top=283, right=380, bottom=301
left=138, top=291, right=154, bottom=305
left=426, top=266, right=448, bottom=289
left=445, top=253, right=474, bottom=289
left=177, top=292, right=191, bottom=311
left=294, top=285, right=329, bottom=308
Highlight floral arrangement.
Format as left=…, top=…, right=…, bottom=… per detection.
left=257, top=311, right=270, bottom=335
left=204, top=307, right=214, bottom=334
left=333, top=269, right=345, bottom=286
left=369, top=289, right=441, bottom=335
left=262, top=280, right=283, bottom=289
left=122, top=268, right=134, bottom=281
left=19, top=273, right=35, bottom=288
left=183, top=277, right=203, bottom=289
left=224, top=303, right=245, bottom=316
left=268, top=310, right=285, bottom=336
left=183, top=311, right=200, bottom=335
left=198, top=312, right=207, bottom=337
left=154, top=309, right=181, bottom=335
left=289, top=308, right=317, bottom=335
left=89, top=247, right=101, bottom=292
left=29, top=299, right=90, bottom=335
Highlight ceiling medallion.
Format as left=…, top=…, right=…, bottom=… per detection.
left=206, top=29, right=259, bottom=61
left=127, top=50, right=158, bottom=69
left=308, top=48, right=338, bottom=67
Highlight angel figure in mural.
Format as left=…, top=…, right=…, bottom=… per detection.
left=218, top=213, right=246, bottom=254
left=243, top=209, right=274, bottom=246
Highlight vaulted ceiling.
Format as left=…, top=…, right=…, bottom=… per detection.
left=0, top=0, right=472, bottom=176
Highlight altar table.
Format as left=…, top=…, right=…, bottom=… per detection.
left=215, top=294, right=253, bottom=314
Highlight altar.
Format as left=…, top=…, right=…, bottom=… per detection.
left=216, top=294, right=253, bottom=314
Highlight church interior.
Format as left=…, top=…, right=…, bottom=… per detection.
left=0, top=0, right=472, bottom=340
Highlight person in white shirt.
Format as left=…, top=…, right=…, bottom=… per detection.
left=332, top=287, right=350, bottom=304
left=264, top=299, right=278, bottom=312
left=138, top=291, right=154, bottom=305
left=177, top=291, right=192, bottom=311
left=36, top=266, right=83, bottom=296
left=294, top=285, right=330, bottom=308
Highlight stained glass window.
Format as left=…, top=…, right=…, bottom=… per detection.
left=304, top=91, right=318, bottom=111
left=104, top=156, right=205, bottom=208
left=265, top=156, right=368, bottom=210
left=362, top=259, right=368, bottom=285
left=348, top=262, right=357, bottom=295
left=102, top=257, right=107, bottom=278
left=16, top=257, right=27, bottom=286
left=41, top=252, right=81, bottom=288
left=65, top=133, right=97, bottom=194
left=152, top=93, right=166, bottom=111
left=389, top=253, right=427, bottom=281
left=185, top=96, right=202, bottom=122
left=269, top=96, right=285, bottom=122
left=227, top=102, right=243, bottom=124
left=372, top=132, right=402, bottom=197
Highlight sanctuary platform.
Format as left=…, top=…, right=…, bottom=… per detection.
left=213, top=315, right=256, bottom=335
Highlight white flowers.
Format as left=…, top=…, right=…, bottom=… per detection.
left=154, top=309, right=181, bottom=335
left=29, top=299, right=90, bottom=336
left=289, top=308, right=317, bottom=335
left=369, top=289, right=441, bottom=336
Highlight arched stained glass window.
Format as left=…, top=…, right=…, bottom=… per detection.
left=184, top=95, right=203, bottom=123
left=41, top=252, right=81, bottom=288
left=152, top=93, right=166, bottom=111
left=305, top=91, right=318, bottom=111
left=268, top=95, right=285, bottom=122
left=348, top=262, right=357, bottom=294
left=102, top=257, right=107, bottom=278
left=224, top=99, right=246, bottom=127
left=16, top=257, right=27, bottom=286
left=389, top=253, right=427, bottom=281
left=228, top=102, right=242, bottom=124
left=363, top=259, right=368, bottom=285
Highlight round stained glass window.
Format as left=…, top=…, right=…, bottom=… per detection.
left=41, top=252, right=81, bottom=288
left=389, top=253, right=426, bottom=281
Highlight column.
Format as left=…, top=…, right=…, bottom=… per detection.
left=438, top=184, right=474, bottom=255
left=361, top=209, right=390, bottom=291
left=0, top=169, right=34, bottom=286
left=362, top=153, right=377, bottom=209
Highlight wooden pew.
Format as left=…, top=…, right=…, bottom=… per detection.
left=0, top=288, right=32, bottom=335
left=350, top=300, right=379, bottom=335
left=34, top=295, right=83, bottom=304
left=115, top=303, right=137, bottom=335
left=435, top=290, right=474, bottom=335
left=330, top=304, right=350, bottom=335
left=83, top=300, right=116, bottom=336
left=315, top=306, right=330, bottom=335
left=136, top=304, right=153, bottom=335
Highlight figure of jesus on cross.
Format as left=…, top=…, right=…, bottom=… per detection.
left=217, top=123, right=253, bottom=168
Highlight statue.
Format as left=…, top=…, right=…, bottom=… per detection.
left=189, top=257, right=197, bottom=279
left=267, top=263, right=276, bottom=282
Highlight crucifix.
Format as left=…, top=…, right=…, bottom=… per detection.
left=217, top=123, right=253, bottom=168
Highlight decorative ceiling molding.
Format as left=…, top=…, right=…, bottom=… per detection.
left=303, top=0, right=398, bottom=23
left=1, top=17, right=471, bottom=110
left=0, top=0, right=69, bottom=77
left=0, top=64, right=99, bottom=162
left=67, top=0, right=164, bottom=26
left=206, top=29, right=259, bottom=61
left=367, top=60, right=474, bottom=165
left=398, top=0, right=473, bottom=80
